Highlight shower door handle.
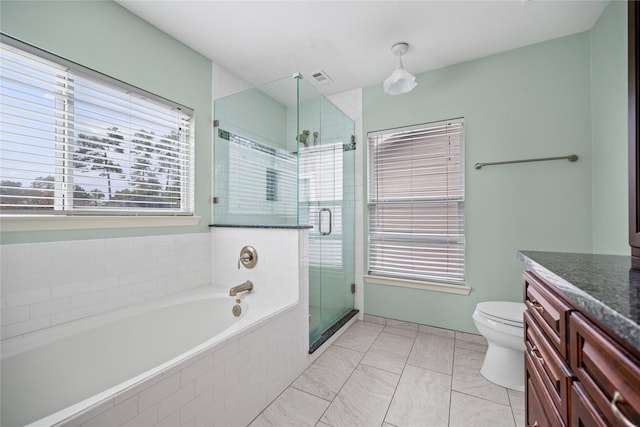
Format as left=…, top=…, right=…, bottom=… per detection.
left=319, top=208, right=332, bottom=236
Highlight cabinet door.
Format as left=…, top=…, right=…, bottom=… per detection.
left=569, top=312, right=640, bottom=426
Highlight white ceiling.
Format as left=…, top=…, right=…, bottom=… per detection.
left=116, top=0, right=609, bottom=96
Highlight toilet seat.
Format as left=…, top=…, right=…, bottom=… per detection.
left=476, top=301, right=525, bottom=328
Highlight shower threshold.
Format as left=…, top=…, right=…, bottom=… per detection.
left=309, top=309, right=359, bottom=354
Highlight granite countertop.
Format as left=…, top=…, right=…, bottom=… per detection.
left=518, top=250, right=640, bottom=352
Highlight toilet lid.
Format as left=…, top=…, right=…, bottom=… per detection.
left=476, top=301, right=526, bottom=324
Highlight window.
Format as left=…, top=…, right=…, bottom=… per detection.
left=0, top=36, right=194, bottom=215
left=367, top=119, right=465, bottom=285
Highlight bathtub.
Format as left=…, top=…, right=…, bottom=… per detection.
left=1, top=286, right=299, bottom=427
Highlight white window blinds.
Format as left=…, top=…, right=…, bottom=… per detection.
left=368, top=119, right=465, bottom=284
left=0, top=37, right=194, bottom=214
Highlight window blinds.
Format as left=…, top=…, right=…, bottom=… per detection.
left=368, top=119, right=465, bottom=284
left=0, top=37, right=194, bottom=214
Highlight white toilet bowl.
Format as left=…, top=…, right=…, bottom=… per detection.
left=472, top=301, right=526, bottom=392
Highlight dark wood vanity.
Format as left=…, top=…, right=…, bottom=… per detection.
left=520, top=251, right=640, bottom=427
left=522, top=3, right=640, bottom=425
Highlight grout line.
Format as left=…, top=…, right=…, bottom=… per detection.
left=451, top=389, right=512, bottom=407
left=314, top=322, right=376, bottom=425
left=507, top=389, right=521, bottom=426
left=245, top=381, right=292, bottom=426
left=290, top=386, right=333, bottom=403
left=449, top=339, right=513, bottom=409
left=288, top=384, right=332, bottom=403
left=331, top=321, right=384, bottom=355
left=448, top=337, right=457, bottom=426
left=380, top=329, right=419, bottom=426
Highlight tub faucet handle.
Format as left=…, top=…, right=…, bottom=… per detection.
left=237, top=246, right=258, bottom=269
left=238, top=252, right=251, bottom=269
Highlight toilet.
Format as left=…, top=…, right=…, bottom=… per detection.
left=472, top=301, right=526, bottom=391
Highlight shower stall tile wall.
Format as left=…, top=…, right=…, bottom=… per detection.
left=0, top=233, right=211, bottom=340
left=211, top=227, right=302, bottom=300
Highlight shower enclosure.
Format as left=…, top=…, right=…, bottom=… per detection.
left=213, top=75, right=356, bottom=350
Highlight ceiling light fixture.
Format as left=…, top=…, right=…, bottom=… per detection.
left=383, top=42, right=417, bottom=95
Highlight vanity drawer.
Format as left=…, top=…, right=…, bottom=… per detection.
left=524, top=271, right=572, bottom=357
left=525, top=352, right=565, bottom=427
left=569, top=312, right=640, bottom=427
left=525, top=311, right=572, bottom=424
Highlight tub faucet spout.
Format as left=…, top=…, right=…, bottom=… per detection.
left=229, top=280, right=253, bottom=296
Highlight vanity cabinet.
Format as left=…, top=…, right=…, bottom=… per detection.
left=523, top=270, right=640, bottom=427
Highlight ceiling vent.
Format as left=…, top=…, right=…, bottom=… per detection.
left=309, top=69, right=333, bottom=85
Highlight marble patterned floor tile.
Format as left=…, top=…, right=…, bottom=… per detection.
left=385, top=364, right=451, bottom=427
left=451, top=346, right=509, bottom=405
left=418, top=324, right=455, bottom=339
left=455, top=331, right=487, bottom=345
left=360, top=331, right=415, bottom=374
left=455, top=338, right=488, bottom=353
left=383, top=325, right=419, bottom=338
left=291, top=345, right=363, bottom=400
left=332, top=321, right=384, bottom=353
left=320, top=364, right=399, bottom=427
left=315, top=422, right=332, bottom=427
left=449, top=391, right=515, bottom=427
left=385, top=318, right=419, bottom=332
left=406, top=332, right=454, bottom=374
left=249, top=387, right=330, bottom=427
left=363, top=314, right=386, bottom=325
left=508, top=388, right=525, bottom=427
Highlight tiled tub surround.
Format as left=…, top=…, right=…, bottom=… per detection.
left=13, top=296, right=307, bottom=427
left=0, top=233, right=211, bottom=340
left=3, top=288, right=247, bottom=425
left=251, top=317, right=525, bottom=427
left=1, top=227, right=313, bottom=426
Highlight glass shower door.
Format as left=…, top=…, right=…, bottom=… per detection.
left=302, top=96, right=355, bottom=349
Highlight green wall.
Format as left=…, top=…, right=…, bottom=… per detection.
left=591, top=1, right=628, bottom=255
left=364, top=27, right=615, bottom=332
left=0, top=0, right=212, bottom=244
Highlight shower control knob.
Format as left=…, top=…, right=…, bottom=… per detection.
left=237, top=246, right=258, bottom=269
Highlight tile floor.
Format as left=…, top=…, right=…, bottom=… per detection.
left=249, top=318, right=525, bottom=427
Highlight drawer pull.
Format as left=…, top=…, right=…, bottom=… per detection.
left=531, top=300, right=545, bottom=314
left=531, top=346, right=545, bottom=365
left=611, top=391, right=638, bottom=427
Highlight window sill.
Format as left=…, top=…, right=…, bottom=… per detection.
left=364, top=275, right=471, bottom=295
left=0, top=215, right=201, bottom=232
